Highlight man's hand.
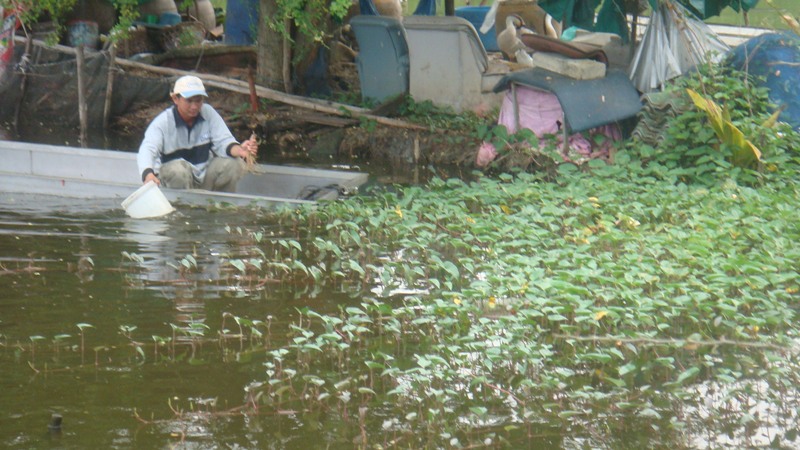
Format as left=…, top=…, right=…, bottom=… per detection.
left=144, top=172, right=160, bottom=186
left=234, top=134, right=258, bottom=159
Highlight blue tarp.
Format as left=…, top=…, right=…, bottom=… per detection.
left=726, top=32, right=800, bottom=131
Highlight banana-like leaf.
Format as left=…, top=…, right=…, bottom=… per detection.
left=762, top=107, right=785, bottom=129
left=687, top=89, right=762, bottom=168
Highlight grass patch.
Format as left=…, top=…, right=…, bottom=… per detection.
left=709, top=0, right=800, bottom=29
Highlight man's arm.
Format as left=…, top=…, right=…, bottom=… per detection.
left=137, top=114, right=167, bottom=185
left=202, top=105, right=256, bottom=160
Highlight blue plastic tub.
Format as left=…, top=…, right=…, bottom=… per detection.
left=455, top=6, right=498, bottom=52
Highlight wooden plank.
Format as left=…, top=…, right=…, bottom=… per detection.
left=298, top=113, right=359, bottom=127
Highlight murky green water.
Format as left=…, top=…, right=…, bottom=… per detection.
left=0, top=194, right=360, bottom=449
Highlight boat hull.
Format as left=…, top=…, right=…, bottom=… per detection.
left=0, top=140, right=368, bottom=208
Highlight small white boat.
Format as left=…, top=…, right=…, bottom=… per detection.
left=0, top=140, right=368, bottom=208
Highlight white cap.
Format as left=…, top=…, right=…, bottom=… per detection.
left=172, top=75, right=207, bottom=98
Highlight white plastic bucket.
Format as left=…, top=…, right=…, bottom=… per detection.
left=121, top=181, right=175, bottom=219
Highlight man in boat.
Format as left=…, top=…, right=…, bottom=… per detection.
left=136, top=75, right=257, bottom=192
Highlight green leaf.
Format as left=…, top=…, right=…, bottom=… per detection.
left=675, top=366, right=701, bottom=385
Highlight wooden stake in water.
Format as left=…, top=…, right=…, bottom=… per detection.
left=103, top=44, right=116, bottom=130
left=76, top=45, right=88, bottom=147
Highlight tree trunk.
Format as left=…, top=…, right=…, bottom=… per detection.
left=257, top=0, right=286, bottom=91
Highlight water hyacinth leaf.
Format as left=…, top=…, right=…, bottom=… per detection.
left=618, top=362, right=638, bottom=376
left=348, top=260, right=365, bottom=277
left=604, top=377, right=627, bottom=388
left=470, top=406, right=488, bottom=416
left=441, top=261, right=459, bottom=279
left=334, top=379, right=351, bottom=391
left=230, top=259, right=246, bottom=273
left=364, top=361, right=384, bottom=370
left=554, top=367, right=575, bottom=377
left=291, top=260, right=308, bottom=275
left=470, top=376, right=488, bottom=387
left=558, top=410, right=582, bottom=419
left=583, top=353, right=613, bottom=363
left=303, top=375, right=326, bottom=387
left=547, top=314, right=568, bottom=322
left=638, top=408, right=662, bottom=419
left=320, top=333, right=341, bottom=342
left=675, top=366, right=701, bottom=385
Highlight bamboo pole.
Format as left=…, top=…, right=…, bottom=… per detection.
left=76, top=45, right=88, bottom=147
left=103, top=43, right=116, bottom=129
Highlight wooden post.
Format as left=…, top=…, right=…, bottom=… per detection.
left=103, top=44, right=116, bottom=130
left=630, top=10, right=638, bottom=61
left=512, top=83, right=519, bottom=131
left=12, top=36, right=33, bottom=133
left=248, top=65, right=258, bottom=113
left=445, top=0, right=454, bottom=16
left=76, top=45, right=88, bottom=147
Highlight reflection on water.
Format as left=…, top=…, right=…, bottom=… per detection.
left=122, top=218, right=172, bottom=244
left=0, top=193, right=315, bottom=448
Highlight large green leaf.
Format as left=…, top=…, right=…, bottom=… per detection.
left=687, top=89, right=762, bottom=168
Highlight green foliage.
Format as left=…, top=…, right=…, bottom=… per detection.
left=399, top=96, right=489, bottom=131
left=686, top=87, right=763, bottom=168
left=2, top=0, right=76, bottom=41
left=107, top=0, right=139, bottom=36
left=269, top=0, right=352, bottom=44
left=626, top=64, right=799, bottom=185
left=205, top=152, right=800, bottom=446
left=1, top=0, right=144, bottom=43
left=7, top=150, right=800, bottom=446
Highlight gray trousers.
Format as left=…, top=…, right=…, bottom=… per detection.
left=159, top=157, right=246, bottom=192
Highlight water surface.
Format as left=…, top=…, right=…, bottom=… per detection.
left=0, top=194, right=345, bottom=448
